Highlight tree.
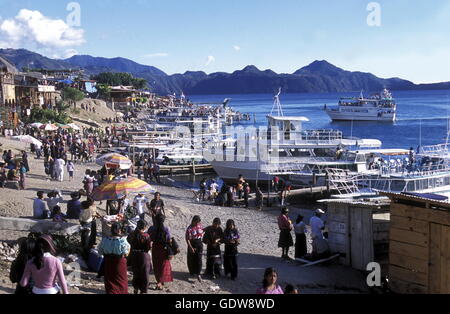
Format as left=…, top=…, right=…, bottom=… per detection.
left=28, top=108, right=72, bottom=124
left=92, top=72, right=148, bottom=90
left=62, top=87, right=85, bottom=103
left=132, top=78, right=148, bottom=90
left=55, top=100, right=70, bottom=113
left=96, top=84, right=112, bottom=99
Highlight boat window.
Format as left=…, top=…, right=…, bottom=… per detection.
left=356, top=154, right=366, bottom=162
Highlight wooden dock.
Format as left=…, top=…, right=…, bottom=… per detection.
left=159, top=163, right=214, bottom=175
left=236, top=186, right=332, bottom=206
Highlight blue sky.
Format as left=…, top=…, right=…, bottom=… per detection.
left=0, top=0, right=449, bottom=83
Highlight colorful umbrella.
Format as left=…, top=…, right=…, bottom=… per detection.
left=91, top=177, right=155, bottom=201
left=96, top=153, right=132, bottom=169
left=30, top=122, right=43, bottom=129
left=11, top=135, right=43, bottom=148
left=40, top=123, right=59, bottom=131
left=57, top=123, right=71, bottom=130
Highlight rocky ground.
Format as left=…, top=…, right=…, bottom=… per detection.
left=0, top=138, right=370, bottom=294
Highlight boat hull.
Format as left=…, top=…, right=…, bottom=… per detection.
left=326, top=110, right=396, bottom=122
left=210, top=161, right=321, bottom=186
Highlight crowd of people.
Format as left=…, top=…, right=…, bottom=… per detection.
left=194, top=174, right=293, bottom=212
left=0, top=149, right=28, bottom=189
left=2, top=117, right=307, bottom=295
left=277, top=207, right=329, bottom=261
left=23, top=178, right=307, bottom=295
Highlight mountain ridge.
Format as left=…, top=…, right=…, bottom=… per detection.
left=0, top=48, right=448, bottom=95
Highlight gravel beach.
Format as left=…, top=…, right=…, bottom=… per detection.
left=0, top=138, right=369, bottom=294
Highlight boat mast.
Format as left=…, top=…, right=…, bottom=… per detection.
left=270, top=87, right=284, bottom=117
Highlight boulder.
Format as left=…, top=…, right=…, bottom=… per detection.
left=0, top=217, right=80, bottom=235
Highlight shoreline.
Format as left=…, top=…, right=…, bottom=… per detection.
left=0, top=138, right=369, bottom=294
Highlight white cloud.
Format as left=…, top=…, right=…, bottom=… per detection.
left=233, top=45, right=241, bottom=51
left=206, top=55, right=215, bottom=66
left=0, top=9, right=85, bottom=55
left=141, top=52, right=169, bottom=58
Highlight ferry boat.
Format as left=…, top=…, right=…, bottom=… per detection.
left=325, top=89, right=397, bottom=122
left=208, top=90, right=382, bottom=186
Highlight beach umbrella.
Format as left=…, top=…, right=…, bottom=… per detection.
left=96, top=153, right=132, bottom=169
left=11, top=135, right=43, bottom=148
left=57, top=123, right=71, bottom=130
left=91, top=177, right=155, bottom=201
left=40, top=123, right=59, bottom=131
left=30, top=122, right=43, bottom=129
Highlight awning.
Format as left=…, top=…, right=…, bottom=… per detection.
left=350, top=148, right=410, bottom=156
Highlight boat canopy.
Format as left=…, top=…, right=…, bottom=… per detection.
left=349, top=148, right=410, bottom=156
left=340, top=139, right=382, bottom=148
left=267, top=116, right=310, bottom=122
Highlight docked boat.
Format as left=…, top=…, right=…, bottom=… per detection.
left=325, top=89, right=397, bottom=121
left=327, top=140, right=450, bottom=199
left=208, top=90, right=382, bottom=186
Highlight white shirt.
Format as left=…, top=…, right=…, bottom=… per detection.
left=310, top=216, right=324, bottom=239
left=33, top=198, right=47, bottom=218
left=67, top=163, right=75, bottom=172
left=210, top=183, right=219, bottom=193
left=45, top=194, right=63, bottom=212
left=55, top=158, right=66, bottom=170
left=119, top=199, right=130, bottom=214
left=133, top=195, right=148, bottom=215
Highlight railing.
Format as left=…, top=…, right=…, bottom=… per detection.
left=419, top=144, right=449, bottom=157
left=268, top=129, right=343, bottom=145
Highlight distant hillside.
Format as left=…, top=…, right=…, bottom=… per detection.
left=0, top=48, right=72, bottom=71
left=64, top=55, right=167, bottom=76
left=0, top=48, right=449, bottom=95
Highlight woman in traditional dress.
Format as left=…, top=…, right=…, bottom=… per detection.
left=223, top=219, right=240, bottom=280
left=128, top=220, right=152, bottom=294
left=98, top=223, right=131, bottom=294
left=83, top=169, right=95, bottom=196
left=203, top=218, right=223, bottom=279
left=148, top=214, right=173, bottom=290
left=185, top=215, right=204, bottom=282
left=294, top=215, right=307, bottom=259
left=277, top=207, right=294, bottom=259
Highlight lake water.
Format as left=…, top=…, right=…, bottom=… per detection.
left=189, top=89, right=450, bottom=149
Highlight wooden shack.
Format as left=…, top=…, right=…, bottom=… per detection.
left=383, top=192, right=450, bottom=294
left=325, top=198, right=391, bottom=272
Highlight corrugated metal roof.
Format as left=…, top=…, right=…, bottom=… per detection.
left=381, top=191, right=450, bottom=208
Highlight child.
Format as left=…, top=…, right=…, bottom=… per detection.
left=52, top=206, right=67, bottom=223
left=67, top=160, right=75, bottom=182
left=284, top=284, right=299, bottom=294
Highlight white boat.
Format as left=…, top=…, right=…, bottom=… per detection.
left=325, top=89, right=397, bottom=122
left=208, top=90, right=382, bottom=185
left=330, top=144, right=450, bottom=199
